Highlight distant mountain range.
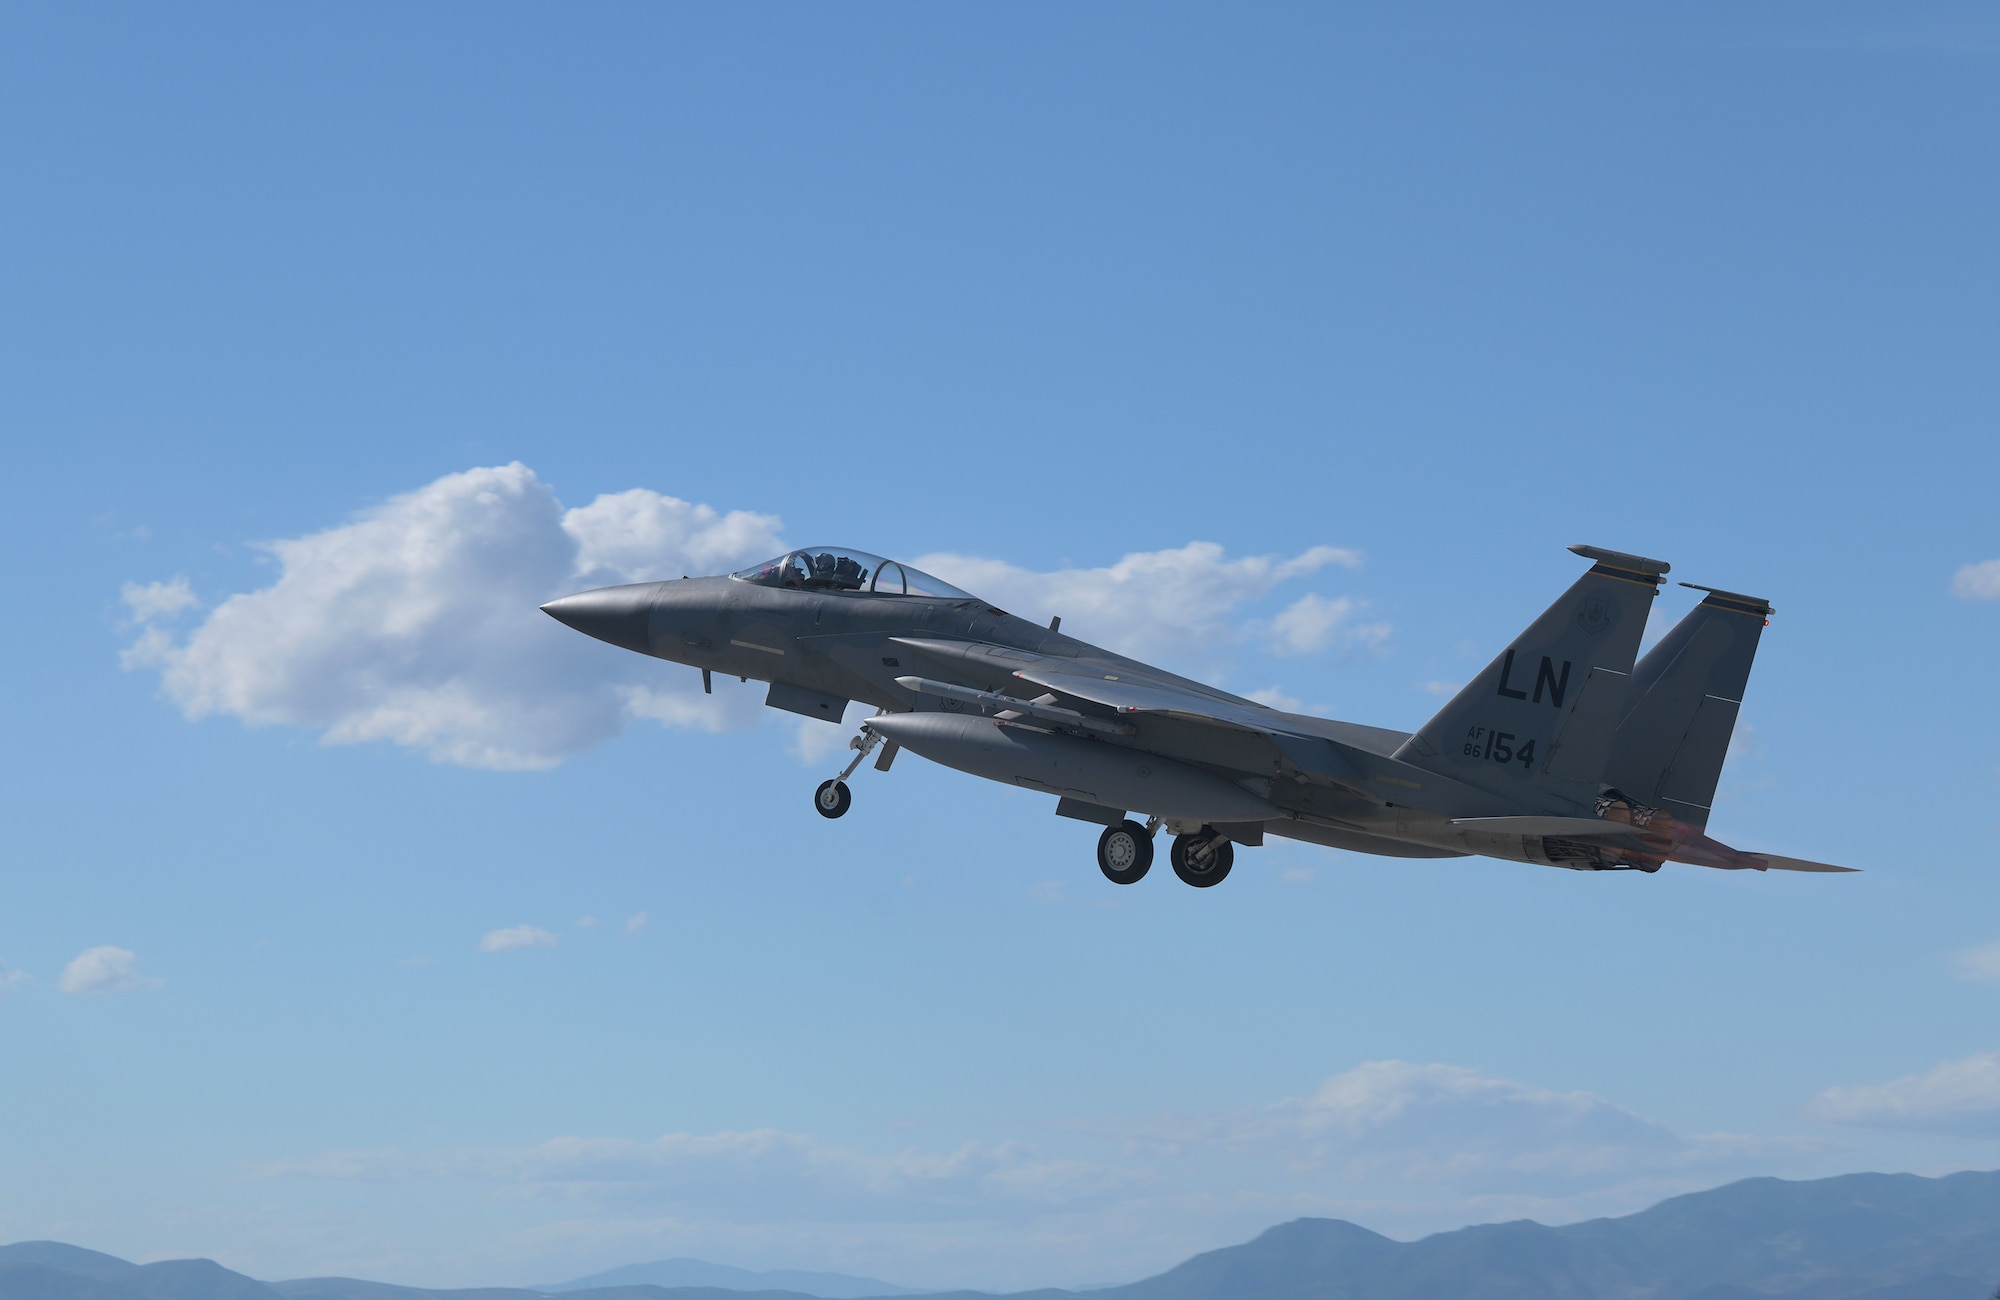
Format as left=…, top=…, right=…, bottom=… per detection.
left=3, top=1169, right=1997, bottom=1300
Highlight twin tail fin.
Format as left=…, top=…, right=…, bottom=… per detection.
left=1600, top=583, right=1771, bottom=829
left=1394, top=545, right=1666, bottom=811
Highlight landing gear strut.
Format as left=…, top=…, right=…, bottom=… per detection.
left=1096, top=820, right=1154, bottom=885
left=1170, top=828, right=1234, bottom=887
left=812, top=720, right=895, bottom=819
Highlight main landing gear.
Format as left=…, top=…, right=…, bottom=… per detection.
left=1169, top=828, right=1234, bottom=887
left=1096, top=820, right=1154, bottom=884
left=1095, top=819, right=1236, bottom=888
left=812, top=720, right=898, bottom=820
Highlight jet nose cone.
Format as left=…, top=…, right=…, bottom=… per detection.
left=540, top=584, right=658, bottom=655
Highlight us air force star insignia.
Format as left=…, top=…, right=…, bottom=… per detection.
left=1576, top=597, right=1615, bottom=635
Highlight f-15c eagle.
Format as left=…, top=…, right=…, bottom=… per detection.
left=542, top=543, right=1857, bottom=887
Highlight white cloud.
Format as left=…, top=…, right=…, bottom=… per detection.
left=1279, top=867, right=1314, bottom=884
left=575, top=917, right=600, bottom=929
left=1354, top=625, right=1391, bottom=652
left=621, top=679, right=762, bottom=734
left=1954, top=943, right=2000, bottom=983
left=119, top=623, right=178, bottom=670
left=121, top=576, right=198, bottom=622
left=564, top=488, right=785, bottom=586
left=0, top=961, right=29, bottom=996
left=1267, top=594, right=1354, bottom=656
left=1262, top=593, right=1388, bottom=657
left=1951, top=558, right=2000, bottom=599
left=1105, top=1061, right=1788, bottom=1196
left=122, top=464, right=779, bottom=770
left=59, top=946, right=157, bottom=994
left=914, top=543, right=1362, bottom=669
left=1422, top=680, right=1461, bottom=697
left=1808, top=1051, right=2000, bottom=1136
left=788, top=714, right=859, bottom=767
left=121, top=465, right=1373, bottom=770
left=1245, top=687, right=1303, bottom=712
left=624, top=912, right=649, bottom=935
left=479, top=925, right=559, bottom=953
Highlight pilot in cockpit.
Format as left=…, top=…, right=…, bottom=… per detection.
left=806, top=552, right=869, bottom=591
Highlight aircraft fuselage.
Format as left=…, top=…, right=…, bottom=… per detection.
left=541, top=545, right=1857, bottom=886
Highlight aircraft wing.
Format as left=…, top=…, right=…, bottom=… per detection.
left=889, top=636, right=1279, bottom=734
left=1008, top=663, right=1281, bottom=733
left=1659, top=827, right=1863, bottom=874
left=1012, top=661, right=1530, bottom=816
left=889, top=637, right=1525, bottom=817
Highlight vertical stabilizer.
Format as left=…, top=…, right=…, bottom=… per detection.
left=1393, top=546, right=1667, bottom=811
left=1600, top=584, right=1771, bottom=828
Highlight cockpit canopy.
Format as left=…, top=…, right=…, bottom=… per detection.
left=730, top=547, right=975, bottom=599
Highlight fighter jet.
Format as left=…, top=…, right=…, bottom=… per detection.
left=541, top=543, right=1857, bottom=886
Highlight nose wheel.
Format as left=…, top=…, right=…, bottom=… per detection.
left=814, top=779, right=852, bottom=819
left=1096, top=820, right=1154, bottom=884
left=1170, top=829, right=1234, bottom=887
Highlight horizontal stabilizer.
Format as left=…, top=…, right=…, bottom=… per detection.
left=1663, top=828, right=1863, bottom=874
left=1747, top=853, right=1861, bottom=874
left=1449, top=816, right=1644, bottom=839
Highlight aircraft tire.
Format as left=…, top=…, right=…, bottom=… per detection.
left=1096, top=820, right=1153, bottom=885
left=1170, top=831, right=1233, bottom=887
left=814, top=779, right=852, bottom=819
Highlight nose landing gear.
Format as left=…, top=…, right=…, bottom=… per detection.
left=812, top=720, right=898, bottom=819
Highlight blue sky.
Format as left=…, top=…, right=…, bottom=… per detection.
left=3, top=2, right=1998, bottom=1291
